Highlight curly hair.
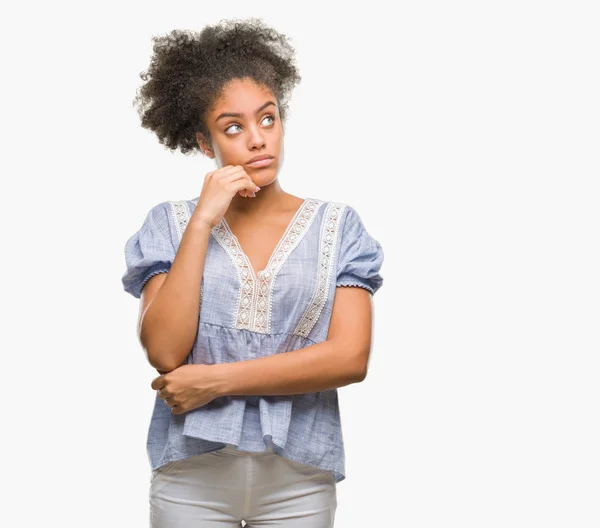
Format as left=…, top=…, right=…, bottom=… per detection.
left=133, top=18, right=302, bottom=155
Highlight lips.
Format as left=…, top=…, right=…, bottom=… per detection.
left=247, top=155, right=275, bottom=168
left=247, top=155, right=274, bottom=163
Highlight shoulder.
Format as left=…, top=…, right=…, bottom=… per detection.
left=315, top=199, right=362, bottom=228
left=326, top=202, right=381, bottom=253
left=306, top=197, right=351, bottom=217
left=303, top=198, right=365, bottom=239
left=149, top=196, right=199, bottom=226
left=132, top=199, right=184, bottom=246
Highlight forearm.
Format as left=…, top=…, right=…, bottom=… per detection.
left=211, top=340, right=365, bottom=396
left=140, top=216, right=211, bottom=372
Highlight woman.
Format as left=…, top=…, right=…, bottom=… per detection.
left=121, top=18, right=384, bottom=527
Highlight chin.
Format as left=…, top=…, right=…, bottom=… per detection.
left=250, top=169, right=278, bottom=186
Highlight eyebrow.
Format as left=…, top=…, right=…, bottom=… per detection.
left=215, top=101, right=276, bottom=123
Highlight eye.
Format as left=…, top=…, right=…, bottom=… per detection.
left=224, top=115, right=276, bottom=135
left=225, top=123, right=242, bottom=135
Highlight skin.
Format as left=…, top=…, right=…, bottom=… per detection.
left=196, top=77, right=301, bottom=215
left=195, top=77, right=307, bottom=275
left=150, top=77, right=376, bottom=414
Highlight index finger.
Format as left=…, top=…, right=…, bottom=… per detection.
left=151, top=375, right=166, bottom=391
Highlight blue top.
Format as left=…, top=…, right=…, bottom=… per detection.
left=121, top=196, right=384, bottom=483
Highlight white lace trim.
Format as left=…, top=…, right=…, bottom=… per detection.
left=294, top=203, right=346, bottom=338
left=211, top=221, right=257, bottom=329
left=213, top=198, right=323, bottom=333
left=336, top=282, right=375, bottom=294
left=169, top=200, right=203, bottom=305
left=254, top=199, right=321, bottom=333
left=170, top=200, right=190, bottom=242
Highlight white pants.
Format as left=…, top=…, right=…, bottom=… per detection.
left=150, top=443, right=337, bottom=527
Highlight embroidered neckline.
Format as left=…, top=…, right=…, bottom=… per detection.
left=219, top=198, right=310, bottom=281
left=294, top=203, right=346, bottom=338
left=211, top=198, right=323, bottom=333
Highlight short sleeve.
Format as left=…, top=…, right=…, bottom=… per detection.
left=335, top=205, right=384, bottom=295
left=121, top=201, right=176, bottom=299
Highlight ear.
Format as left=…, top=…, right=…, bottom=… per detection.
left=196, top=132, right=215, bottom=158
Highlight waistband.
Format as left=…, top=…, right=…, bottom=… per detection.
left=218, top=443, right=276, bottom=457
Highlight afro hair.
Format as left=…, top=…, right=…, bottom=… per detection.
left=133, top=17, right=302, bottom=155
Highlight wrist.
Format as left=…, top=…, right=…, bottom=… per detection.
left=188, top=214, right=214, bottom=233
left=208, top=363, right=231, bottom=398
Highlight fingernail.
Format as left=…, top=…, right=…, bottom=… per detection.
left=255, top=186, right=261, bottom=191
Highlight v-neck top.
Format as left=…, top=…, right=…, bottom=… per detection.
left=121, top=195, right=384, bottom=483
left=220, top=197, right=310, bottom=279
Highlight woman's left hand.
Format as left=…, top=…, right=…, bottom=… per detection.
left=151, top=364, right=220, bottom=415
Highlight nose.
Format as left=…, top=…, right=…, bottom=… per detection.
left=247, top=124, right=266, bottom=150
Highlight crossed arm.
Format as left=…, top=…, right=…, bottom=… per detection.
left=209, top=285, right=374, bottom=396
left=149, top=285, right=375, bottom=411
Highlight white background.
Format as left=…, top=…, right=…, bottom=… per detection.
left=2, top=1, right=599, bottom=526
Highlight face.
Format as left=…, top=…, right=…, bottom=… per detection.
left=197, top=77, right=285, bottom=187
